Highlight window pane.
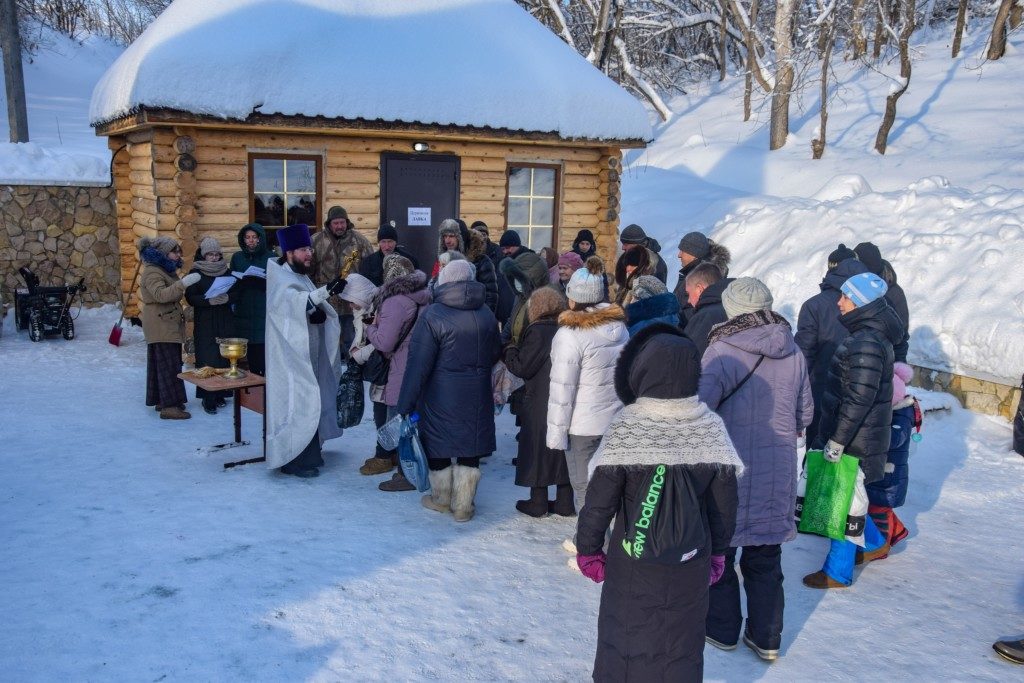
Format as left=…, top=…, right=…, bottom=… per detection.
left=508, top=197, right=530, bottom=226
left=532, top=197, right=554, bottom=226
left=286, top=160, right=316, bottom=193
left=533, top=168, right=555, bottom=196
left=508, top=166, right=531, bottom=195
left=253, top=159, right=283, bottom=192
left=255, top=193, right=284, bottom=226
left=528, top=226, right=552, bottom=250
left=287, top=195, right=317, bottom=226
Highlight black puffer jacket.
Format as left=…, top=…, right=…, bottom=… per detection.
left=463, top=228, right=499, bottom=315
left=880, top=260, right=910, bottom=362
left=358, top=246, right=419, bottom=287
left=682, top=277, right=732, bottom=357
left=397, top=280, right=500, bottom=459
left=814, top=297, right=904, bottom=483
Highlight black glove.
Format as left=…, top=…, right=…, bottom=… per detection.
left=327, top=276, right=347, bottom=297
left=309, top=308, right=327, bottom=325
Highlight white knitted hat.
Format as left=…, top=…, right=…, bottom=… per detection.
left=437, top=259, right=476, bottom=285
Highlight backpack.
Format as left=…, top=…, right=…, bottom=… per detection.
left=621, top=465, right=707, bottom=565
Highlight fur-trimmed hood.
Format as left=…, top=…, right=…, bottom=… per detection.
left=528, top=285, right=567, bottom=322
left=625, top=291, right=679, bottom=324
left=558, top=303, right=626, bottom=330
left=375, top=270, right=428, bottom=307
left=707, top=241, right=731, bottom=276
left=464, top=228, right=487, bottom=264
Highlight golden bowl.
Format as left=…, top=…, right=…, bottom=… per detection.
left=216, top=337, right=249, bottom=378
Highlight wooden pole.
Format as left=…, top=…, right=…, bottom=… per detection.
left=0, top=0, right=30, bottom=142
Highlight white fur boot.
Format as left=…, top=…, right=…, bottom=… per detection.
left=421, top=467, right=453, bottom=514
left=451, top=465, right=482, bottom=522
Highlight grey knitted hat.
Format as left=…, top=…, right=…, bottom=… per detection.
left=437, top=259, right=476, bottom=286
left=200, top=236, right=222, bottom=257
left=138, top=236, right=179, bottom=255
left=619, top=224, right=648, bottom=245
left=677, top=231, right=710, bottom=259
left=632, top=275, right=667, bottom=301
left=565, top=260, right=605, bottom=305
left=722, top=277, right=773, bottom=319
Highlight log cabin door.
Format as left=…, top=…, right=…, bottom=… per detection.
left=381, top=153, right=460, bottom=274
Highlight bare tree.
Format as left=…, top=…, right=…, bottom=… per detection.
left=1, top=0, right=29, bottom=141
left=987, top=0, right=1016, bottom=60
left=951, top=0, right=968, bottom=57
left=875, top=0, right=916, bottom=154
left=812, top=2, right=837, bottom=158
left=850, top=0, right=868, bottom=58
left=742, top=0, right=761, bottom=119
left=770, top=0, right=799, bottom=150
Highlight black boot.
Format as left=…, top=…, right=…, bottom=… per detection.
left=202, top=397, right=217, bottom=415
left=515, top=487, right=549, bottom=518
left=549, top=484, right=576, bottom=517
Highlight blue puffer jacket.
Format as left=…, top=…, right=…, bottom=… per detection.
left=625, top=291, right=680, bottom=337
left=866, top=401, right=915, bottom=508
left=397, top=280, right=501, bottom=459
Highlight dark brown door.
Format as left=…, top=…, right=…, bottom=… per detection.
left=381, top=153, right=460, bottom=274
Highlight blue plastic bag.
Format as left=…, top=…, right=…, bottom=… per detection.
left=398, top=414, right=430, bottom=492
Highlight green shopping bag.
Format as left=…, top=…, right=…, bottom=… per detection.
left=796, top=450, right=860, bottom=541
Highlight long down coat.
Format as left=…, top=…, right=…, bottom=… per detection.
left=397, top=280, right=501, bottom=460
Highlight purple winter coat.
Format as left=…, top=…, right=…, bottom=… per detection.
left=698, top=311, right=813, bottom=548
left=366, top=271, right=431, bottom=406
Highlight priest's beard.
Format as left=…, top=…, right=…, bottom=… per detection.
left=289, top=260, right=310, bottom=275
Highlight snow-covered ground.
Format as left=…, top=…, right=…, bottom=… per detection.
left=1, top=307, right=1021, bottom=680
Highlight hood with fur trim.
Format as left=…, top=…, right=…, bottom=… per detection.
left=374, top=270, right=428, bottom=307
left=528, top=285, right=567, bottom=323
left=707, top=241, right=731, bottom=277
left=464, top=227, right=487, bottom=264
left=558, top=303, right=626, bottom=330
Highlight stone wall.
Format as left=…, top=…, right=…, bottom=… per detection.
left=911, top=364, right=1021, bottom=420
left=0, top=184, right=120, bottom=308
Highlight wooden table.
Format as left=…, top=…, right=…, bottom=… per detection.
left=178, top=371, right=266, bottom=469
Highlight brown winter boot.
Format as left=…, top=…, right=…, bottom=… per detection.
left=802, top=570, right=848, bottom=589
left=855, top=541, right=891, bottom=565
left=359, top=456, right=395, bottom=476
left=160, top=406, right=191, bottom=420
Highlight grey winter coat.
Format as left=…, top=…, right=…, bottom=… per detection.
left=365, top=271, right=431, bottom=406
left=698, top=311, right=813, bottom=547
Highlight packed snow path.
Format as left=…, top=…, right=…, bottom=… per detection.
left=1, top=309, right=1020, bottom=680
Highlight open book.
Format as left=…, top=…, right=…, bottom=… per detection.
left=231, top=265, right=267, bottom=279
left=204, top=276, right=237, bottom=300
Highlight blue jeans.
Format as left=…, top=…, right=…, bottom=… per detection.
left=822, top=515, right=886, bottom=585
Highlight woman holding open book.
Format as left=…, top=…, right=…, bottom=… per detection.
left=185, top=237, right=236, bottom=414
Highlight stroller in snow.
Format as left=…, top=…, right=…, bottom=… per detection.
left=14, top=267, right=86, bottom=342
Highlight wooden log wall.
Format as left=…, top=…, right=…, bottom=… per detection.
left=110, top=125, right=627, bottom=294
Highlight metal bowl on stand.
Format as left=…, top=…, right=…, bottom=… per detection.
left=217, top=337, right=249, bottom=378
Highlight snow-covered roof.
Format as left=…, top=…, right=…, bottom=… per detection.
left=89, top=0, right=652, bottom=143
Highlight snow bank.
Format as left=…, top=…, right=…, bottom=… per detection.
left=707, top=175, right=1024, bottom=382
left=90, top=0, right=651, bottom=142
left=0, top=142, right=109, bottom=185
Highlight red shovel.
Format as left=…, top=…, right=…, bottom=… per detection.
left=109, top=259, right=142, bottom=346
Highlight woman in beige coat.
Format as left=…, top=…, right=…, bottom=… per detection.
left=138, top=236, right=201, bottom=419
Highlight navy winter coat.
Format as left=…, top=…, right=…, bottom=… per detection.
left=866, top=401, right=915, bottom=508
left=397, top=280, right=500, bottom=459
left=683, top=278, right=731, bottom=357
left=814, top=297, right=905, bottom=484
left=795, top=259, right=869, bottom=444
left=625, top=291, right=680, bottom=336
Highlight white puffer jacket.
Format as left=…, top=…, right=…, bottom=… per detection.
left=546, top=303, right=629, bottom=449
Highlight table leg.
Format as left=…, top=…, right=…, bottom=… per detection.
left=233, top=388, right=242, bottom=443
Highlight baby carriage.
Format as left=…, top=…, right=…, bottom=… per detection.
left=14, top=267, right=86, bottom=342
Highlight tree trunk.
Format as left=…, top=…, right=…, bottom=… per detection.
left=988, top=0, right=1015, bottom=60
left=1011, top=0, right=1022, bottom=29
left=851, top=0, right=868, bottom=58
left=952, top=0, right=969, bottom=57
left=813, top=21, right=836, bottom=159
left=744, top=0, right=761, bottom=120
left=770, top=0, right=798, bottom=150
left=720, top=0, right=729, bottom=81
left=875, top=0, right=916, bottom=154
left=0, top=0, right=29, bottom=142
left=589, top=0, right=614, bottom=68
left=728, top=0, right=773, bottom=93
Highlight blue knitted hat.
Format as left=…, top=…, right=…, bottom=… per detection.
left=841, top=272, right=888, bottom=307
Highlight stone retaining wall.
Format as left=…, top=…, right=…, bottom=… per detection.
left=0, top=184, right=120, bottom=308
left=911, top=365, right=1021, bottom=420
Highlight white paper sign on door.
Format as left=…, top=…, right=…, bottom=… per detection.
left=408, top=207, right=431, bottom=226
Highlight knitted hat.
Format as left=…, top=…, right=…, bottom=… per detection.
left=437, top=250, right=465, bottom=269
left=326, top=206, right=348, bottom=223
left=565, top=258, right=605, bottom=305
left=499, top=230, right=522, bottom=248
left=276, top=224, right=312, bottom=253
left=892, top=362, right=913, bottom=404
left=437, top=259, right=476, bottom=285
left=619, top=224, right=647, bottom=245
left=138, top=236, right=179, bottom=255
left=557, top=251, right=584, bottom=270
left=382, top=253, right=414, bottom=282
left=841, top=272, right=888, bottom=307
left=854, top=242, right=884, bottom=275
left=722, top=277, right=773, bottom=319
left=377, top=223, right=398, bottom=242
left=200, top=236, right=222, bottom=257
left=677, top=231, right=710, bottom=259
left=338, top=273, right=378, bottom=310
left=632, top=275, right=667, bottom=301
left=828, top=243, right=858, bottom=269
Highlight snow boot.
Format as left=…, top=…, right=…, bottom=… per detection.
left=549, top=484, right=576, bottom=517
left=561, top=538, right=577, bottom=554
left=202, top=398, right=217, bottom=415
left=705, top=636, right=738, bottom=652
left=422, top=467, right=454, bottom=514
left=993, top=639, right=1024, bottom=664
left=451, top=465, right=482, bottom=522
left=515, top=487, right=549, bottom=518
left=802, top=570, right=848, bottom=589
left=160, top=406, right=191, bottom=420
left=378, top=471, right=415, bottom=492
left=855, top=541, right=891, bottom=565
left=359, top=456, right=395, bottom=476
left=743, top=630, right=779, bottom=662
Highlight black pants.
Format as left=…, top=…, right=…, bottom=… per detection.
left=373, top=401, right=395, bottom=459
left=706, top=544, right=784, bottom=650
left=280, top=430, right=324, bottom=474
left=427, top=456, right=481, bottom=471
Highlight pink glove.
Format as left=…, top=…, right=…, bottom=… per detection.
left=577, top=552, right=606, bottom=583
left=709, top=554, right=726, bottom=586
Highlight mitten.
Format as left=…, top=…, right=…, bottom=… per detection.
left=181, top=272, right=201, bottom=287
left=577, top=552, right=606, bottom=583
left=308, top=308, right=327, bottom=325
left=824, top=440, right=844, bottom=462
left=709, top=554, right=726, bottom=585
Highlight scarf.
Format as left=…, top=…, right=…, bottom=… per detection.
left=589, top=396, right=744, bottom=477
left=191, top=259, right=230, bottom=305
left=141, top=247, right=180, bottom=274
left=707, top=309, right=790, bottom=346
